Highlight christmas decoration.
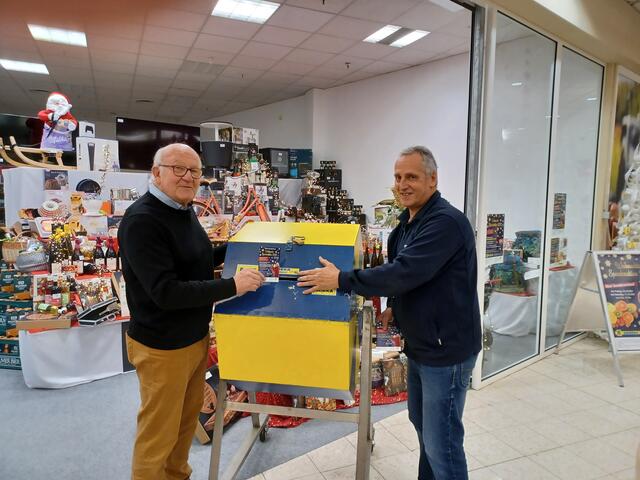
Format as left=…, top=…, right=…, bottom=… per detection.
left=615, top=145, right=640, bottom=250
left=37, top=92, right=78, bottom=151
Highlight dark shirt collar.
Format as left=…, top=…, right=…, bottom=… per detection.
left=398, top=190, right=441, bottom=225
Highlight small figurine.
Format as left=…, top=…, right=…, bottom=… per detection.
left=38, top=91, right=78, bottom=151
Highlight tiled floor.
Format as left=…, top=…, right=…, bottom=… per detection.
left=248, top=337, right=640, bottom=479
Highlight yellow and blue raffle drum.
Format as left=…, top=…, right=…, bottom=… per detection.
left=214, top=222, right=363, bottom=400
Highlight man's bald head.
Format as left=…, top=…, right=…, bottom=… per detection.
left=150, top=143, right=202, bottom=207
left=153, top=143, right=200, bottom=168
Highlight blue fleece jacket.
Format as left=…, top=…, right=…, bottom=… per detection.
left=338, top=191, right=481, bottom=366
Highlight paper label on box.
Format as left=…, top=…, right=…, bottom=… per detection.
left=280, top=267, right=299, bottom=276
left=235, top=264, right=258, bottom=274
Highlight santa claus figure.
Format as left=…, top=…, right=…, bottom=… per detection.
left=38, top=92, right=78, bottom=151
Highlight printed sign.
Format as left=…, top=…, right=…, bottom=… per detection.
left=486, top=214, right=505, bottom=258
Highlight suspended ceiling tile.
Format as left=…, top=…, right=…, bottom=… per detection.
left=90, top=49, right=139, bottom=66
left=361, top=60, right=411, bottom=75
left=269, top=60, right=317, bottom=76
left=0, top=49, right=43, bottom=65
left=410, top=31, right=470, bottom=52
left=38, top=43, right=90, bottom=60
left=307, top=66, right=352, bottom=80
left=156, top=0, right=213, bottom=16
left=283, top=48, right=335, bottom=66
left=240, top=41, right=293, bottom=61
left=146, top=8, right=208, bottom=32
left=341, top=42, right=396, bottom=60
left=93, top=71, right=134, bottom=88
left=90, top=61, right=136, bottom=75
left=0, top=35, right=40, bottom=53
left=285, top=0, right=353, bottom=14
left=382, top=46, right=441, bottom=65
left=187, top=48, right=235, bottom=66
left=252, top=26, right=312, bottom=47
left=322, top=54, right=371, bottom=71
left=130, top=91, right=166, bottom=102
left=299, top=33, right=356, bottom=54
left=47, top=66, right=94, bottom=83
left=85, top=21, right=144, bottom=41
left=193, top=33, right=247, bottom=54
left=88, top=34, right=141, bottom=54
left=259, top=71, right=303, bottom=85
left=143, top=25, right=198, bottom=48
left=231, top=55, right=278, bottom=71
left=341, top=0, right=420, bottom=23
left=133, top=74, right=174, bottom=89
left=8, top=73, right=58, bottom=91
left=139, top=42, right=190, bottom=60
left=219, top=66, right=265, bottom=82
left=135, top=65, right=180, bottom=80
left=266, top=5, right=334, bottom=32
left=391, top=2, right=458, bottom=31
left=318, top=16, right=384, bottom=40
left=203, top=80, right=245, bottom=98
left=201, top=16, right=262, bottom=40
left=41, top=54, right=91, bottom=69
left=137, top=54, right=184, bottom=70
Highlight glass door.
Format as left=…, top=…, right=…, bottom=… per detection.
left=544, top=47, right=603, bottom=349
left=480, top=13, right=557, bottom=378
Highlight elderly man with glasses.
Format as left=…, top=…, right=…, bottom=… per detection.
left=118, top=143, right=265, bottom=480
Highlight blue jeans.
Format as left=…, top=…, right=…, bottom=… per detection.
left=407, top=354, right=477, bottom=480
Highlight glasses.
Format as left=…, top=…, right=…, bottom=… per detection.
left=158, top=164, right=203, bottom=179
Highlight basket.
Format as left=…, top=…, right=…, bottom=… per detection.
left=2, top=235, right=29, bottom=264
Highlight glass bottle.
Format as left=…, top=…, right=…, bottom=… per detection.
left=105, top=238, right=117, bottom=272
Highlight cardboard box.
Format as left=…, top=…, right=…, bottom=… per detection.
left=0, top=299, right=32, bottom=311
left=1, top=308, right=32, bottom=332
left=0, top=337, right=20, bottom=370
left=1, top=270, right=15, bottom=293
left=16, top=314, right=72, bottom=331
left=13, top=274, right=32, bottom=293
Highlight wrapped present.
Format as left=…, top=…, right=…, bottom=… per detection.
left=382, top=352, right=406, bottom=396
left=512, top=230, right=541, bottom=261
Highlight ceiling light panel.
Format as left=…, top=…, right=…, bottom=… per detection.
left=364, top=25, right=401, bottom=43
left=0, top=59, right=49, bottom=74
left=212, top=0, right=280, bottom=24
left=390, top=30, right=429, bottom=47
left=28, top=24, right=87, bottom=47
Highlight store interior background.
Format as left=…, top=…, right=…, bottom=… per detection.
left=1, top=0, right=633, bottom=384
left=1, top=0, right=640, bottom=479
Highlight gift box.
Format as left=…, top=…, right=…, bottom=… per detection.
left=0, top=337, right=20, bottom=370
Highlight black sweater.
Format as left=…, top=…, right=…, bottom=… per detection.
left=339, top=191, right=481, bottom=366
left=118, top=192, right=236, bottom=349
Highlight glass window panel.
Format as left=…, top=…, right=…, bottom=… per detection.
left=545, top=48, right=603, bottom=349
left=481, top=14, right=556, bottom=378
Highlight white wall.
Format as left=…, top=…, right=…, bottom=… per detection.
left=313, top=54, right=470, bottom=216
left=221, top=54, right=471, bottom=219
left=222, top=92, right=314, bottom=149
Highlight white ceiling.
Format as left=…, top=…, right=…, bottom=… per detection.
left=0, top=0, right=472, bottom=126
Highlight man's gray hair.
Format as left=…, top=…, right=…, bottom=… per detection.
left=152, top=144, right=171, bottom=168
left=400, top=146, right=438, bottom=175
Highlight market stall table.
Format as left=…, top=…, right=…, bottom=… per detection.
left=19, top=319, right=133, bottom=389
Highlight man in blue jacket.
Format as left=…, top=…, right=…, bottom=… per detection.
left=298, top=145, right=481, bottom=480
